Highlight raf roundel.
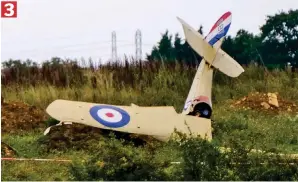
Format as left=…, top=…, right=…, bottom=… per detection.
left=89, top=105, right=130, bottom=128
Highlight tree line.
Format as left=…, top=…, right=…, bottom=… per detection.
left=146, top=9, right=298, bottom=70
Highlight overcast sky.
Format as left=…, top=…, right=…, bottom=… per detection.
left=1, top=0, right=298, bottom=63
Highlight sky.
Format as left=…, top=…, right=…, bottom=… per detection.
left=1, top=0, right=298, bottom=63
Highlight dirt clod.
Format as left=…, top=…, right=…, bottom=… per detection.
left=261, top=102, right=271, bottom=109
left=268, top=93, right=279, bottom=107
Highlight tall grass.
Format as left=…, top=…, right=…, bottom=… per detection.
left=2, top=58, right=298, bottom=109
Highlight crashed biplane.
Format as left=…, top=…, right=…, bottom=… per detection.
left=44, top=12, right=244, bottom=142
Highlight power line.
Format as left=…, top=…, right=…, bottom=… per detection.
left=2, top=43, right=154, bottom=56
left=3, top=40, right=134, bottom=53
left=2, top=30, right=158, bottom=61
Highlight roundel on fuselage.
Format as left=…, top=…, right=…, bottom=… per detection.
left=205, top=11, right=232, bottom=46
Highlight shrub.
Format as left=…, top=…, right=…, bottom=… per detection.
left=170, top=133, right=298, bottom=181
left=69, top=133, right=173, bottom=181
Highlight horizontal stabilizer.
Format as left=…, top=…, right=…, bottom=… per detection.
left=212, top=48, right=245, bottom=77
left=177, top=17, right=244, bottom=77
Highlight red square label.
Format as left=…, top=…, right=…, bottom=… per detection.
left=1, top=1, right=17, bottom=18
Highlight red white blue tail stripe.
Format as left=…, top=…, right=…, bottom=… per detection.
left=205, top=12, right=232, bottom=46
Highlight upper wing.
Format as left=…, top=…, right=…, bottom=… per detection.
left=46, top=100, right=212, bottom=141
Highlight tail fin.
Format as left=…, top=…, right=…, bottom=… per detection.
left=179, top=14, right=244, bottom=116
left=177, top=17, right=244, bottom=77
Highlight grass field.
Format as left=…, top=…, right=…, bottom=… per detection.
left=1, top=59, right=298, bottom=180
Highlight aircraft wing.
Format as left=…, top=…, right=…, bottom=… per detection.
left=46, top=100, right=212, bottom=141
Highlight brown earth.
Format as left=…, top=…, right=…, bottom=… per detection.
left=231, top=92, right=298, bottom=114
left=1, top=101, right=48, bottom=134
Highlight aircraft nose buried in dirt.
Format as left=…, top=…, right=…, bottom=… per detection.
left=45, top=11, right=244, bottom=142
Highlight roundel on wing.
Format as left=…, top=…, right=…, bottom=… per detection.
left=89, top=105, right=130, bottom=128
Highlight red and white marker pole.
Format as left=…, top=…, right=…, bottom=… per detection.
left=1, top=157, right=181, bottom=164
left=2, top=158, right=72, bottom=162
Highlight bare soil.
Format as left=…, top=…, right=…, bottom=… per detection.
left=231, top=92, right=298, bottom=114
left=1, top=101, right=48, bottom=134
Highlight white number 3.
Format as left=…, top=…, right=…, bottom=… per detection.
left=4, top=3, right=15, bottom=17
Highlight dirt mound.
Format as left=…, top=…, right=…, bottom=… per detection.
left=38, top=123, right=159, bottom=152
left=1, top=142, right=17, bottom=157
left=231, top=92, right=298, bottom=114
left=1, top=101, right=48, bottom=134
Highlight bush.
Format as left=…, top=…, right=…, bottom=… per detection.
left=69, top=133, right=173, bottom=181
left=68, top=131, right=298, bottom=181
left=171, top=133, right=298, bottom=181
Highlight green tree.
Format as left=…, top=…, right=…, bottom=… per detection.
left=147, top=26, right=204, bottom=65
left=147, top=30, right=175, bottom=62
left=259, top=9, right=298, bottom=67
left=173, top=33, right=183, bottom=62
left=222, top=30, right=261, bottom=65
